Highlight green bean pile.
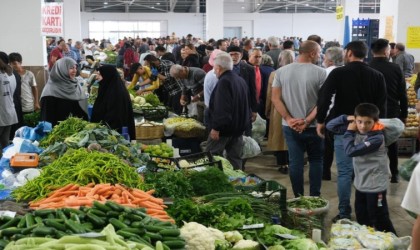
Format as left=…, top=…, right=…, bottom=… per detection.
left=39, top=117, right=91, bottom=148
left=12, top=148, right=145, bottom=202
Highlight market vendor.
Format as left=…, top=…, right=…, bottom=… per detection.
left=91, top=65, right=135, bottom=140
left=40, top=57, right=88, bottom=127
left=127, top=62, right=160, bottom=95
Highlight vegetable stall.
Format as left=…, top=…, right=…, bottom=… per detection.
left=0, top=117, right=410, bottom=250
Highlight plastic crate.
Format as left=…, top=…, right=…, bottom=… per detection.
left=235, top=174, right=287, bottom=212
left=398, top=137, right=416, bottom=155
left=175, top=152, right=223, bottom=171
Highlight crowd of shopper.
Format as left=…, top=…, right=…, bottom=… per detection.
left=1, top=32, right=418, bottom=238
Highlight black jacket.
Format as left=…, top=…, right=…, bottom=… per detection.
left=41, top=96, right=88, bottom=127
left=317, top=61, right=387, bottom=123
left=235, top=61, right=257, bottom=113
left=369, top=57, right=408, bottom=119
left=209, top=70, right=250, bottom=137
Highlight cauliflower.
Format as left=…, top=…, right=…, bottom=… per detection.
left=180, top=222, right=225, bottom=250
left=224, top=231, right=243, bottom=243
left=232, top=239, right=260, bottom=250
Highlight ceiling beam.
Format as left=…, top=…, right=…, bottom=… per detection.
left=80, top=0, right=85, bottom=12
left=254, top=0, right=269, bottom=12
left=88, top=3, right=125, bottom=12
left=125, top=3, right=129, bottom=12
left=130, top=3, right=167, bottom=12
left=259, top=0, right=310, bottom=13
left=293, top=1, right=335, bottom=13
left=170, top=0, right=178, bottom=12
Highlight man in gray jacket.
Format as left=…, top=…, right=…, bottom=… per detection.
left=395, top=43, right=415, bottom=78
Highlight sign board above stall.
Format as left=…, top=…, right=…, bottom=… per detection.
left=41, top=2, right=63, bottom=36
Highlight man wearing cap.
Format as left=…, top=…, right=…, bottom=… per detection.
left=227, top=45, right=257, bottom=135
left=143, top=54, right=183, bottom=114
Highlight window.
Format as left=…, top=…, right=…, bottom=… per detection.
left=88, top=21, right=161, bottom=44
left=359, top=0, right=380, bottom=14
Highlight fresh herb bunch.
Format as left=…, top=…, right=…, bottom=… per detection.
left=144, top=170, right=194, bottom=199
left=187, top=167, right=235, bottom=196
left=39, top=117, right=90, bottom=148
left=287, top=196, right=328, bottom=209
left=23, top=111, right=41, bottom=127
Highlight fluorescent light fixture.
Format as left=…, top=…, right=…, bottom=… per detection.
left=104, top=2, right=108, bottom=4
left=305, top=3, right=309, bottom=6
left=157, top=2, right=160, bottom=5
left=241, top=6, right=245, bottom=9
left=257, top=3, right=260, bottom=5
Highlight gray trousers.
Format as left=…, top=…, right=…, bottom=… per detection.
left=0, top=126, right=11, bottom=156
left=205, top=135, right=243, bottom=170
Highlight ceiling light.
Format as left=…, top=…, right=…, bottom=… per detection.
left=329, top=6, right=332, bottom=9
left=104, top=2, right=108, bottom=4
left=257, top=3, right=260, bottom=5
left=151, top=6, right=155, bottom=8
left=241, top=6, right=245, bottom=9
left=156, top=2, right=160, bottom=5
left=285, top=7, right=288, bottom=9
left=305, top=3, right=309, bottom=6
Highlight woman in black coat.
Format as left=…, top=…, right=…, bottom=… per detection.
left=91, top=65, right=135, bottom=140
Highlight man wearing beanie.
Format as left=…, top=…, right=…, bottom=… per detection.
left=227, top=45, right=257, bottom=135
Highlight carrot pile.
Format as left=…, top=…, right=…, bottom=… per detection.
left=29, top=183, right=173, bottom=222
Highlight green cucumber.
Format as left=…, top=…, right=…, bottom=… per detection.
left=0, top=217, right=20, bottom=230
left=88, top=208, right=106, bottom=217
left=116, top=230, right=138, bottom=238
left=32, top=226, right=56, bottom=237
left=159, top=228, right=180, bottom=237
left=21, top=225, right=38, bottom=235
left=145, top=232, right=163, bottom=241
left=45, top=219, right=66, bottom=231
left=120, top=227, right=145, bottom=235
left=65, top=219, right=86, bottom=234
left=106, top=211, right=120, bottom=218
left=93, top=201, right=111, bottom=212
left=128, top=236, right=154, bottom=247
left=162, top=236, right=185, bottom=242
left=0, top=227, right=21, bottom=237
left=56, top=210, right=67, bottom=221
left=33, top=209, right=55, bottom=218
left=144, top=225, right=164, bottom=233
left=25, top=213, right=35, bottom=228
left=86, top=213, right=106, bottom=227
left=34, top=216, right=44, bottom=225
left=17, top=216, right=26, bottom=228
left=131, top=221, right=145, bottom=228
left=163, top=240, right=186, bottom=249
left=109, top=218, right=128, bottom=230
left=70, top=213, right=81, bottom=224
left=11, top=234, right=26, bottom=241
left=105, top=201, right=124, bottom=212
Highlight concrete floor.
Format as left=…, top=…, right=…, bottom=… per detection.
left=245, top=147, right=414, bottom=239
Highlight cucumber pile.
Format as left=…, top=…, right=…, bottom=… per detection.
left=0, top=201, right=184, bottom=250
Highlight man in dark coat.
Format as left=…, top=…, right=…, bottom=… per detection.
left=369, top=39, right=408, bottom=183
left=206, top=52, right=251, bottom=170
left=227, top=46, right=257, bottom=136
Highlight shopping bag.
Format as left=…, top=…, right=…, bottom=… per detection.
left=399, top=153, right=420, bottom=181
left=379, top=118, right=405, bottom=146
left=251, top=114, right=266, bottom=143
left=241, top=136, right=261, bottom=159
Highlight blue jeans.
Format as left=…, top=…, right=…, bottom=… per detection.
left=283, top=126, right=324, bottom=197
left=334, top=134, right=353, bottom=218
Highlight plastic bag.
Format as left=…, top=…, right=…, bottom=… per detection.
left=14, top=121, right=52, bottom=142
left=241, top=136, right=261, bottom=159
left=379, top=118, right=405, bottom=146
left=251, top=114, right=266, bottom=143
left=399, top=154, right=420, bottom=181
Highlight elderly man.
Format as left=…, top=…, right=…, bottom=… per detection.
left=265, top=36, right=282, bottom=69
left=227, top=46, right=257, bottom=130
left=272, top=40, right=327, bottom=197
left=394, top=43, right=415, bottom=78
left=170, top=65, right=206, bottom=119
left=206, top=52, right=250, bottom=170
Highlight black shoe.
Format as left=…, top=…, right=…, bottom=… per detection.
left=390, top=176, right=399, bottom=183
left=278, top=165, right=288, bottom=174
left=332, top=214, right=350, bottom=223
left=322, top=174, right=331, bottom=181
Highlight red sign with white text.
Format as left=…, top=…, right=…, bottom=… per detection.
left=41, top=3, right=63, bottom=36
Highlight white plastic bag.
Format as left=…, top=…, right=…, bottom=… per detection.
left=379, top=118, right=405, bottom=146
left=251, top=114, right=266, bottom=143
left=241, top=136, right=261, bottom=159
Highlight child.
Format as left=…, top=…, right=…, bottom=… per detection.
left=127, top=62, right=159, bottom=95
left=327, top=103, right=396, bottom=234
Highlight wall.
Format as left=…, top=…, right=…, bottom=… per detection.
left=82, top=12, right=345, bottom=43
left=396, top=0, right=420, bottom=63
left=81, top=12, right=204, bottom=40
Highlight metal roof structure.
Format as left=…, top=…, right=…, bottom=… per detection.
left=80, top=0, right=381, bottom=14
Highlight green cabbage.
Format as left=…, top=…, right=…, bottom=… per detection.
left=281, top=239, right=318, bottom=250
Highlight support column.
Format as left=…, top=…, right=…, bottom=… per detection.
left=339, top=0, right=359, bottom=46
left=206, top=0, right=223, bottom=40
left=0, top=0, right=48, bottom=98
left=396, top=0, right=420, bottom=62
left=64, top=0, right=82, bottom=42
left=379, top=0, right=398, bottom=42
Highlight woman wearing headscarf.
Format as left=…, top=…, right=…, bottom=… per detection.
left=40, top=57, right=88, bottom=126
left=91, top=65, right=135, bottom=140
